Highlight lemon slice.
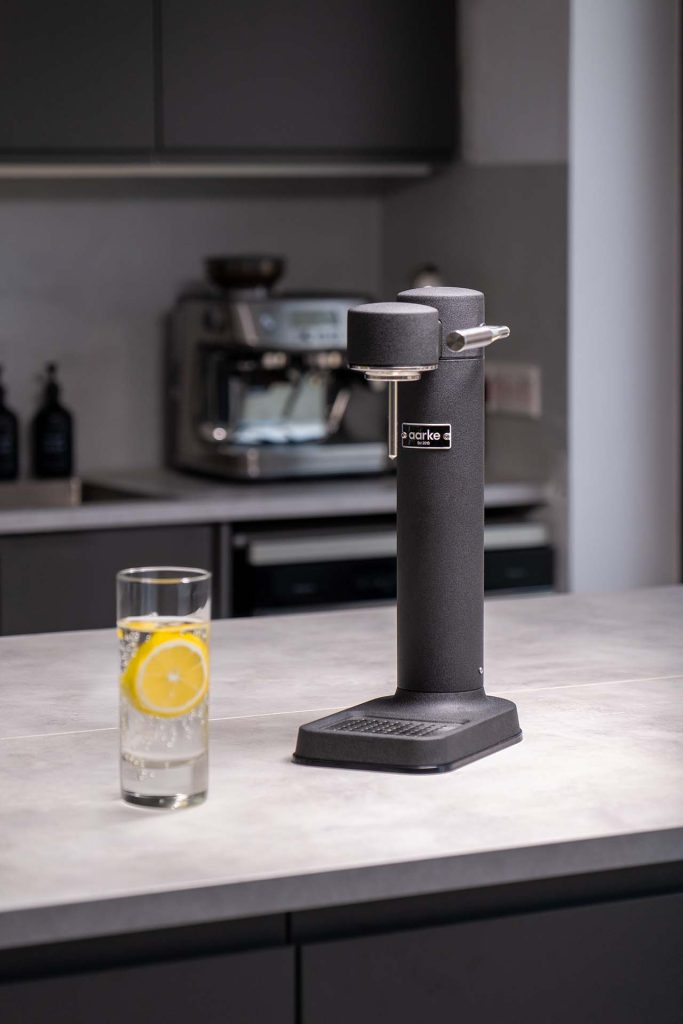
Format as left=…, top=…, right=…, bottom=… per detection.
left=125, top=633, right=208, bottom=718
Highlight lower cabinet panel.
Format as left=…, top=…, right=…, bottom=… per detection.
left=302, top=893, right=683, bottom=1024
left=0, top=525, right=214, bottom=634
left=0, top=946, right=294, bottom=1024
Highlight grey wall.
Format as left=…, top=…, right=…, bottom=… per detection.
left=382, top=164, right=567, bottom=485
left=382, top=0, right=569, bottom=486
left=0, top=0, right=568, bottom=487
left=0, top=181, right=382, bottom=473
left=379, top=0, right=570, bottom=581
left=459, top=0, right=569, bottom=164
left=568, top=0, right=680, bottom=590
left=5, top=1, right=677, bottom=597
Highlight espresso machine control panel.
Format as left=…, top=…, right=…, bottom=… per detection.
left=254, top=302, right=348, bottom=350
left=197, top=299, right=352, bottom=351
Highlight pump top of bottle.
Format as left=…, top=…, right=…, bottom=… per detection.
left=44, top=362, right=61, bottom=404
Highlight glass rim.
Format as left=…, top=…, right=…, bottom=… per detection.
left=116, top=566, right=212, bottom=585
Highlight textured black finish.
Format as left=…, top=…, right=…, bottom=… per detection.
left=295, top=284, right=521, bottom=771
left=398, top=286, right=485, bottom=358
left=346, top=303, right=439, bottom=369
left=293, top=691, right=520, bottom=771
left=397, top=357, right=484, bottom=692
left=398, top=286, right=484, bottom=325
left=396, top=285, right=487, bottom=693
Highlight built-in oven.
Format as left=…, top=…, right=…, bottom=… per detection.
left=231, top=515, right=553, bottom=616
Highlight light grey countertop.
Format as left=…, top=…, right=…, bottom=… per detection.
left=0, top=468, right=547, bottom=535
left=1, top=586, right=681, bottom=949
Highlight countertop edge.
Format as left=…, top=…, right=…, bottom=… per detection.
left=0, top=478, right=548, bottom=535
left=0, top=495, right=398, bottom=535
left=1, top=827, right=680, bottom=952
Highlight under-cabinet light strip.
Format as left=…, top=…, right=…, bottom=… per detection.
left=0, top=161, right=432, bottom=180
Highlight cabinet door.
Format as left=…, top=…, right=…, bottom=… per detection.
left=160, top=0, right=454, bottom=156
left=0, top=526, right=213, bottom=635
left=302, top=893, right=683, bottom=1024
left=0, top=1, right=154, bottom=153
left=0, top=947, right=294, bottom=1024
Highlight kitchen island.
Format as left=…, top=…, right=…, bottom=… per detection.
left=0, top=587, right=681, bottom=1022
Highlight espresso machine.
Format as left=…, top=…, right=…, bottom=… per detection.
left=294, top=287, right=522, bottom=773
left=166, top=256, right=387, bottom=480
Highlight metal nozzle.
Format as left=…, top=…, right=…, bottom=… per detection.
left=346, top=301, right=441, bottom=463
left=388, top=381, right=398, bottom=460
left=349, top=365, right=436, bottom=462
left=349, top=365, right=436, bottom=383
left=446, top=325, right=510, bottom=353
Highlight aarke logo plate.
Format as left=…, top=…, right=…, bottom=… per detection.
left=401, top=423, right=452, bottom=450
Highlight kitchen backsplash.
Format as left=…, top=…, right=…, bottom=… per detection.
left=0, top=180, right=382, bottom=474
left=383, top=162, right=567, bottom=484
left=0, top=166, right=565, bottom=484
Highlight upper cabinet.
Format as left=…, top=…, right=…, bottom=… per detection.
left=458, top=0, right=568, bottom=164
left=159, top=0, right=455, bottom=157
left=0, top=0, right=455, bottom=164
left=0, top=1, right=155, bottom=154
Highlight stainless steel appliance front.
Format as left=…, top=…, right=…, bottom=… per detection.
left=230, top=518, right=553, bottom=617
left=167, top=292, right=388, bottom=480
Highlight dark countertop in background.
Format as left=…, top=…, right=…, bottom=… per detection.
left=0, top=469, right=548, bottom=535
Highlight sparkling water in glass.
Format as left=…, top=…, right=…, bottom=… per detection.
left=117, top=567, right=211, bottom=809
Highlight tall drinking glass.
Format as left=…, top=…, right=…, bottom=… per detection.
left=117, top=567, right=211, bottom=808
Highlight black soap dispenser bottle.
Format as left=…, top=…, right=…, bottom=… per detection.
left=32, top=363, right=73, bottom=478
left=0, top=365, right=19, bottom=481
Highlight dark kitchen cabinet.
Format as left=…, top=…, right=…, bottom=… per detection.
left=0, top=525, right=213, bottom=635
left=160, top=0, right=455, bottom=156
left=0, top=1, right=154, bottom=153
left=0, top=947, right=294, bottom=1024
left=301, top=894, right=683, bottom=1024
left=0, top=0, right=453, bottom=161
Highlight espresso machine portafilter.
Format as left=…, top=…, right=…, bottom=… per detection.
left=293, top=287, right=521, bottom=773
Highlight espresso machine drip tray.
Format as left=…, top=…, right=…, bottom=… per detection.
left=226, top=422, right=328, bottom=446
left=195, top=441, right=387, bottom=481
